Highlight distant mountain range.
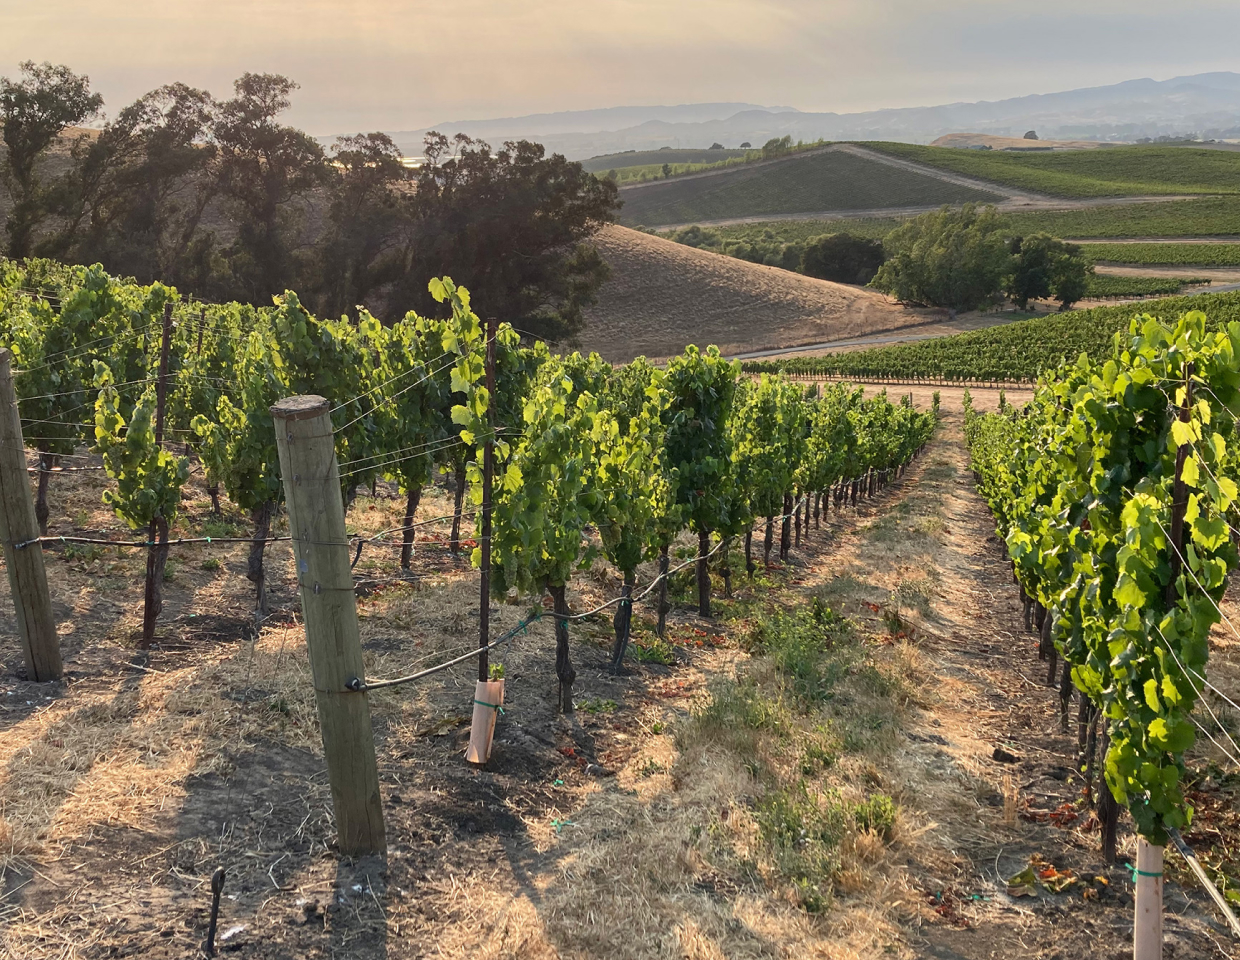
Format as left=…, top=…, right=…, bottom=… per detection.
left=353, top=73, right=1240, bottom=161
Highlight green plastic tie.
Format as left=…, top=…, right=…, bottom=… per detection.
left=473, top=699, right=504, bottom=714
left=1128, top=864, right=1163, bottom=880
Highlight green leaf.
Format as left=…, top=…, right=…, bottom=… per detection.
left=1114, top=578, right=1146, bottom=609
left=1143, top=678, right=1162, bottom=713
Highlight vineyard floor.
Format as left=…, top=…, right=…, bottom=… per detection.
left=1, top=417, right=1239, bottom=958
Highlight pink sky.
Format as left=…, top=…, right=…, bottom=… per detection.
left=2, top=0, right=1237, bottom=134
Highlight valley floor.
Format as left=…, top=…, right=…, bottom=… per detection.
left=1, top=413, right=1238, bottom=959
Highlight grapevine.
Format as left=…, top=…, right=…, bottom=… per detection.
left=964, top=310, right=1240, bottom=844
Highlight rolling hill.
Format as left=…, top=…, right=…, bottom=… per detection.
left=865, top=143, right=1240, bottom=198
left=371, top=73, right=1240, bottom=160
left=579, top=225, right=932, bottom=362
left=616, top=145, right=1002, bottom=228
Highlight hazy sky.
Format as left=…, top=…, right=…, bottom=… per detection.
left=3, top=1, right=1239, bottom=134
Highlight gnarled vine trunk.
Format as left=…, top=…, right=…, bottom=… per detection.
left=449, top=460, right=466, bottom=553
left=763, top=517, right=774, bottom=565
left=744, top=529, right=755, bottom=579
left=720, top=536, right=733, bottom=599
left=1097, top=730, right=1119, bottom=864
left=697, top=528, right=712, bottom=618
left=400, top=485, right=423, bottom=570
left=656, top=543, right=671, bottom=639
left=549, top=583, right=575, bottom=712
left=140, top=514, right=170, bottom=648
left=610, top=569, right=635, bottom=671
left=35, top=452, right=55, bottom=535
left=780, top=493, right=792, bottom=560
left=247, top=500, right=274, bottom=622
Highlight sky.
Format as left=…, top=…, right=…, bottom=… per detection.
left=3, top=0, right=1239, bottom=135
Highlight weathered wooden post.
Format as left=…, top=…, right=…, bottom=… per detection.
left=272, top=395, right=385, bottom=856
left=0, top=348, right=61, bottom=681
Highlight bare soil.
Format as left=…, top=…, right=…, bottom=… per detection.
left=930, top=134, right=1126, bottom=151
left=1093, top=264, right=1240, bottom=282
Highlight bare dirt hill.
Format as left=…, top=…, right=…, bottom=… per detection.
left=930, top=132, right=1126, bottom=150
left=579, top=225, right=933, bottom=362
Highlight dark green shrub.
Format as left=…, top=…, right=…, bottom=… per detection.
left=800, top=233, right=886, bottom=285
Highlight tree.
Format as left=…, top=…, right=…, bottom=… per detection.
left=1007, top=234, right=1053, bottom=309
left=305, top=133, right=410, bottom=318
left=213, top=74, right=327, bottom=303
left=661, top=162, right=672, bottom=179
left=661, top=345, right=739, bottom=618
left=1050, top=241, right=1091, bottom=310
left=0, top=62, right=103, bottom=258
left=1024, top=130, right=1038, bottom=140
left=739, top=142, right=752, bottom=149
left=709, top=142, right=724, bottom=150
left=762, top=136, right=793, bottom=159
left=870, top=204, right=1012, bottom=312
left=800, top=233, right=886, bottom=285
left=1008, top=233, right=1092, bottom=310
left=394, top=134, right=619, bottom=344
left=48, top=84, right=218, bottom=284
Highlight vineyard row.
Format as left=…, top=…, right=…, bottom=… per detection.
left=961, top=307, right=1240, bottom=944
left=0, top=256, right=936, bottom=691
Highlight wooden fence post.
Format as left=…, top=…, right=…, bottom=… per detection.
left=272, top=395, right=385, bottom=856
left=0, top=348, right=61, bottom=681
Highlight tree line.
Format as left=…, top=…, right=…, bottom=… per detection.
left=0, top=62, right=620, bottom=341
left=669, top=205, right=1093, bottom=313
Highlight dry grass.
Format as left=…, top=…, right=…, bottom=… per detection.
left=8, top=416, right=1239, bottom=958
left=580, top=226, right=931, bottom=363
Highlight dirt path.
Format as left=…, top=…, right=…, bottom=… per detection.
left=745, top=413, right=1234, bottom=958
left=728, top=310, right=1041, bottom=361
left=1093, top=264, right=1240, bottom=281
left=829, top=144, right=1042, bottom=202
left=861, top=415, right=1235, bottom=958
left=1065, top=238, right=1240, bottom=244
